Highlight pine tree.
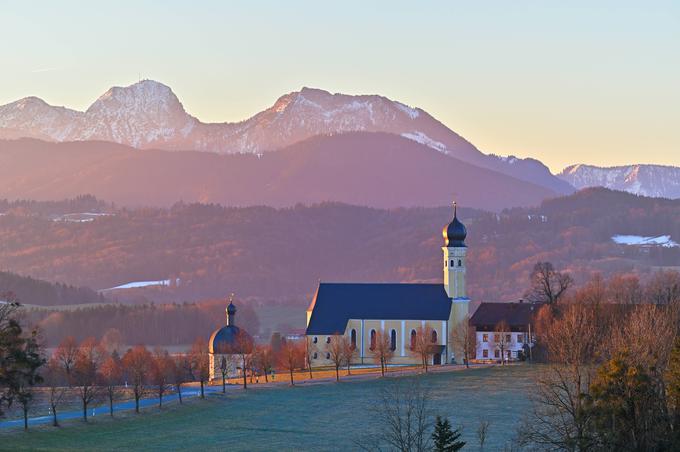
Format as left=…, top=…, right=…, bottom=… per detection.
left=432, top=415, right=466, bottom=451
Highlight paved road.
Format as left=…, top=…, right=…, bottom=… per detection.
left=0, top=385, right=224, bottom=429
left=0, top=364, right=488, bottom=429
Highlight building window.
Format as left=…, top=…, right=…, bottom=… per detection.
left=505, top=334, right=511, bottom=343
left=390, top=329, right=397, bottom=351
left=482, top=334, right=488, bottom=343
left=313, top=336, right=318, bottom=344
left=494, top=334, right=500, bottom=343
left=326, top=353, right=330, bottom=359
left=350, top=329, right=357, bottom=350
left=313, top=352, right=317, bottom=359
left=410, top=329, right=417, bottom=350
left=494, top=349, right=500, bottom=358
left=458, top=259, right=462, bottom=267
left=326, top=337, right=331, bottom=344
left=431, top=330, right=438, bottom=343
left=482, top=349, right=488, bottom=358
left=370, top=329, right=376, bottom=351
left=507, top=350, right=512, bottom=358
left=517, top=334, right=523, bottom=343
left=450, top=260, right=454, bottom=267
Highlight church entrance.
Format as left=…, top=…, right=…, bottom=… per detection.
left=433, top=353, right=441, bottom=365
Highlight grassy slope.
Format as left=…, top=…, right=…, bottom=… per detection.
left=1, top=366, right=534, bottom=451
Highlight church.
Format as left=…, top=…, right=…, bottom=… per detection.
left=305, top=204, right=470, bottom=366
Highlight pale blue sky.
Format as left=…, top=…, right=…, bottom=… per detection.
left=1, top=1, right=678, bottom=171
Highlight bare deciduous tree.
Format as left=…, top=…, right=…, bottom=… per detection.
left=452, top=316, right=475, bottom=368
left=172, top=353, right=190, bottom=404
left=341, top=335, right=357, bottom=375
left=122, top=345, right=153, bottom=413
left=43, top=357, right=69, bottom=426
left=411, top=326, right=436, bottom=373
left=278, top=341, right=304, bottom=385
left=188, top=338, right=210, bottom=399
left=98, top=351, right=122, bottom=417
left=253, top=344, right=274, bottom=383
left=371, top=331, right=394, bottom=377
left=477, top=419, right=490, bottom=450
left=72, top=337, right=103, bottom=421
left=150, top=348, right=173, bottom=408
left=327, top=334, right=346, bottom=382
left=526, top=261, right=573, bottom=305
left=358, top=379, right=432, bottom=452
left=231, top=330, right=254, bottom=389
left=54, top=336, right=78, bottom=381
left=494, top=320, right=510, bottom=365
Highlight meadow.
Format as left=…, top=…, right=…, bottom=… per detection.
left=1, top=365, right=535, bottom=451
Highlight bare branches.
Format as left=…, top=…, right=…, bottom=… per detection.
left=526, top=262, right=573, bottom=305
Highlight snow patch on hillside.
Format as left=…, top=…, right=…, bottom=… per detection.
left=395, top=102, right=419, bottom=119
left=401, top=132, right=448, bottom=154
left=612, top=235, right=679, bottom=248
left=101, top=279, right=176, bottom=291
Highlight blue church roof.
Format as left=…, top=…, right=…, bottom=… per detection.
left=306, top=283, right=452, bottom=335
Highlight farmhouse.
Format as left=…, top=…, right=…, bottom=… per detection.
left=469, top=301, right=539, bottom=362
left=305, top=204, right=471, bottom=366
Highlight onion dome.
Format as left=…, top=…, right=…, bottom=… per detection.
left=208, top=295, right=251, bottom=353
left=442, top=202, right=467, bottom=247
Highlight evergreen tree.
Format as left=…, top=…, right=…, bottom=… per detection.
left=432, top=415, right=465, bottom=451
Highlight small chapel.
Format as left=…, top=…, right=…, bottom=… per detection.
left=305, top=204, right=471, bottom=366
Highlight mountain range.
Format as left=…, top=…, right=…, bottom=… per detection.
left=0, top=134, right=556, bottom=211
left=0, top=80, right=572, bottom=197
left=559, top=164, right=680, bottom=199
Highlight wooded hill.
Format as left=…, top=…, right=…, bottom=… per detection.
left=1, top=188, right=678, bottom=306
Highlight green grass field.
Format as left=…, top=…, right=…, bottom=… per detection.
left=1, top=365, right=535, bottom=451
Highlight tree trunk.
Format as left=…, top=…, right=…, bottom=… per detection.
left=264, top=371, right=269, bottom=383
left=177, top=384, right=183, bottom=404
left=52, top=404, right=59, bottom=427
left=200, top=380, right=205, bottom=399
left=135, top=392, right=140, bottom=413
left=289, top=368, right=294, bottom=386
left=23, top=406, right=28, bottom=431
left=109, top=390, right=114, bottom=417
left=83, top=398, right=88, bottom=422
left=222, top=374, right=226, bottom=393
left=159, top=391, right=163, bottom=409
left=307, top=361, right=313, bottom=379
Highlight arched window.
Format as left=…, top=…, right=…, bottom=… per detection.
left=313, top=352, right=317, bottom=359
left=458, top=259, right=462, bottom=267
left=390, top=329, right=397, bottom=351
left=369, top=329, right=376, bottom=350
left=450, top=260, right=454, bottom=267
left=350, top=329, right=357, bottom=350
left=313, top=336, right=318, bottom=344
left=326, top=353, right=330, bottom=359
left=431, top=330, right=438, bottom=343
left=410, top=329, right=417, bottom=350
left=326, top=336, right=331, bottom=344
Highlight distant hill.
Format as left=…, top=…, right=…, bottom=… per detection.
left=0, top=134, right=558, bottom=211
left=1, top=189, right=678, bottom=305
left=0, top=80, right=572, bottom=194
left=559, top=163, right=680, bottom=199
left=0, top=270, right=109, bottom=307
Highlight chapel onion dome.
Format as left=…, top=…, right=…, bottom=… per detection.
left=209, top=298, right=250, bottom=354
left=442, top=203, right=467, bottom=247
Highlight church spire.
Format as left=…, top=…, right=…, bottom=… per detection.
left=226, top=293, right=236, bottom=326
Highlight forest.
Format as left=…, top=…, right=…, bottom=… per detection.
left=0, top=188, right=679, bottom=308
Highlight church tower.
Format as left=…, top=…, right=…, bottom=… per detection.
left=442, top=202, right=470, bottom=363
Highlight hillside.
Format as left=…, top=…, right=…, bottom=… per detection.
left=0, top=270, right=110, bottom=307
left=1, top=189, right=678, bottom=307
left=0, top=134, right=558, bottom=211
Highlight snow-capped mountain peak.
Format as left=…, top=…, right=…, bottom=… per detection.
left=0, top=80, right=572, bottom=194
left=559, top=163, right=680, bottom=199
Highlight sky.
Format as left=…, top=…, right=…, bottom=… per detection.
left=1, top=1, right=678, bottom=172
